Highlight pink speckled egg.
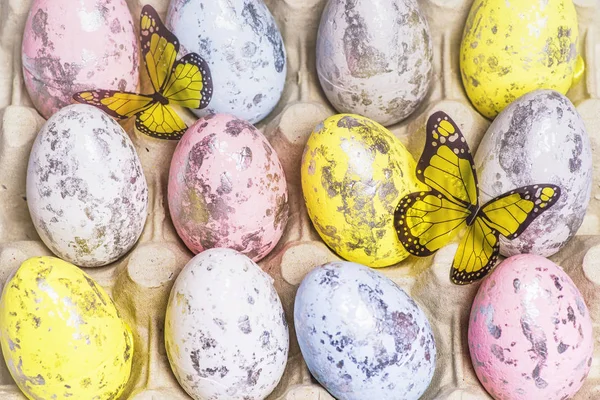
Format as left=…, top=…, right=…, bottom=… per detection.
left=468, top=254, right=594, bottom=400
left=168, top=114, right=289, bottom=262
left=22, top=0, right=139, bottom=119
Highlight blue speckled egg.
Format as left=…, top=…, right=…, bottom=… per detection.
left=294, top=261, right=436, bottom=400
left=166, top=0, right=286, bottom=124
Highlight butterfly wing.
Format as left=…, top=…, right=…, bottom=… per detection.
left=73, top=90, right=154, bottom=120
left=395, top=111, right=478, bottom=256
left=140, top=5, right=179, bottom=93
left=137, top=5, right=195, bottom=139
left=136, top=102, right=187, bottom=140
left=395, top=190, right=471, bottom=256
left=162, top=53, right=213, bottom=109
left=480, top=184, right=561, bottom=239
left=451, top=217, right=500, bottom=285
left=450, top=184, right=561, bottom=285
left=418, top=111, right=479, bottom=211
left=75, top=6, right=196, bottom=140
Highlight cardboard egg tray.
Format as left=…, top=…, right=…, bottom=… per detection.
left=0, top=0, right=599, bottom=398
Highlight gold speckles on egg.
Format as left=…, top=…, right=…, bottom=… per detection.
left=301, top=114, right=426, bottom=267
left=0, top=256, right=133, bottom=400
left=460, top=0, right=582, bottom=118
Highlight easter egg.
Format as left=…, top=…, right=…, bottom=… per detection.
left=0, top=256, right=134, bottom=400
left=26, top=104, right=148, bottom=267
left=22, top=0, right=139, bottom=119
left=316, top=0, right=432, bottom=126
left=468, top=254, right=594, bottom=400
left=168, top=114, right=288, bottom=262
left=301, top=114, right=423, bottom=267
left=460, top=0, right=583, bottom=118
left=474, top=90, right=592, bottom=258
left=165, top=248, right=289, bottom=400
left=166, top=0, right=286, bottom=124
left=294, top=261, right=436, bottom=400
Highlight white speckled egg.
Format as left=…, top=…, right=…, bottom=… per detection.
left=474, top=90, right=592, bottom=257
left=26, top=104, right=148, bottom=267
left=294, top=261, right=436, bottom=400
left=469, top=254, right=594, bottom=400
left=165, top=248, right=289, bottom=400
left=316, top=0, right=433, bottom=126
left=166, top=0, right=286, bottom=124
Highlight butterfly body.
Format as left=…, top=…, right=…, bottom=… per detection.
left=74, top=5, right=213, bottom=140
left=395, top=111, right=561, bottom=285
left=153, top=92, right=170, bottom=106
left=465, top=206, right=480, bottom=226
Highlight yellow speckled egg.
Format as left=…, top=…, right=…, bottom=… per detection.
left=0, top=257, right=133, bottom=400
left=301, top=114, right=424, bottom=267
left=460, top=0, right=584, bottom=119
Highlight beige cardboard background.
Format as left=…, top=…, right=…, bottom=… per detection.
left=0, top=0, right=599, bottom=398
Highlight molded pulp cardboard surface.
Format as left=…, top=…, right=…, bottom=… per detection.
left=0, top=0, right=599, bottom=399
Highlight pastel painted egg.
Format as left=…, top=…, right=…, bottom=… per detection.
left=27, top=104, right=148, bottom=267
left=301, top=114, right=424, bottom=267
left=294, top=261, right=436, bottom=400
left=469, top=254, right=594, bottom=400
left=316, top=0, right=432, bottom=126
left=0, top=256, right=134, bottom=400
left=168, top=114, right=288, bottom=262
left=460, top=0, right=583, bottom=118
left=22, top=0, right=139, bottom=119
left=166, top=0, right=286, bottom=124
left=165, top=248, right=289, bottom=400
left=474, top=90, right=592, bottom=257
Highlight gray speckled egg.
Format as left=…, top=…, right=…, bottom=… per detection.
left=165, top=248, right=289, bottom=400
left=474, top=90, right=592, bottom=257
left=294, top=261, right=436, bottom=400
left=166, top=0, right=286, bottom=124
left=316, top=0, right=433, bottom=126
left=26, top=104, right=148, bottom=267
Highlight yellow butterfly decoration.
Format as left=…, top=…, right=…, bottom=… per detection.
left=394, top=111, right=561, bottom=285
left=73, top=5, right=213, bottom=140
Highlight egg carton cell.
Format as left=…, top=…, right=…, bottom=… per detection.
left=0, top=0, right=599, bottom=399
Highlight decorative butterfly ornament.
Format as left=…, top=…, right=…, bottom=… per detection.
left=74, top=5, right=213, bottom=140
left=394, top=111, right=561, bottom=285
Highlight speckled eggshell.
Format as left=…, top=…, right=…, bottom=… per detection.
left=301, top=114, right=425, bottom=267
left=468, top=254, right=594, bottom=400
left=165, top=248, right=289, bottom=400
left=26, top=104, right=148, bottom=267
left=168, top=114, right=288, bottom=262
left=294, top=261, right=436, bottom=400
left=22, top=0, right=139, bottom=119
left=460, top=0, right=581, bottom=119
left=166, top=0, right=286, bottom=124
left=0, top=256, right=134, bottom=400
left=316, top=0, right=433, bottom=126
left=474, top=90, right=592, bottom=257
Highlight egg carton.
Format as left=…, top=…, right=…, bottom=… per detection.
left=0, top=0, right=599, bottom=399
